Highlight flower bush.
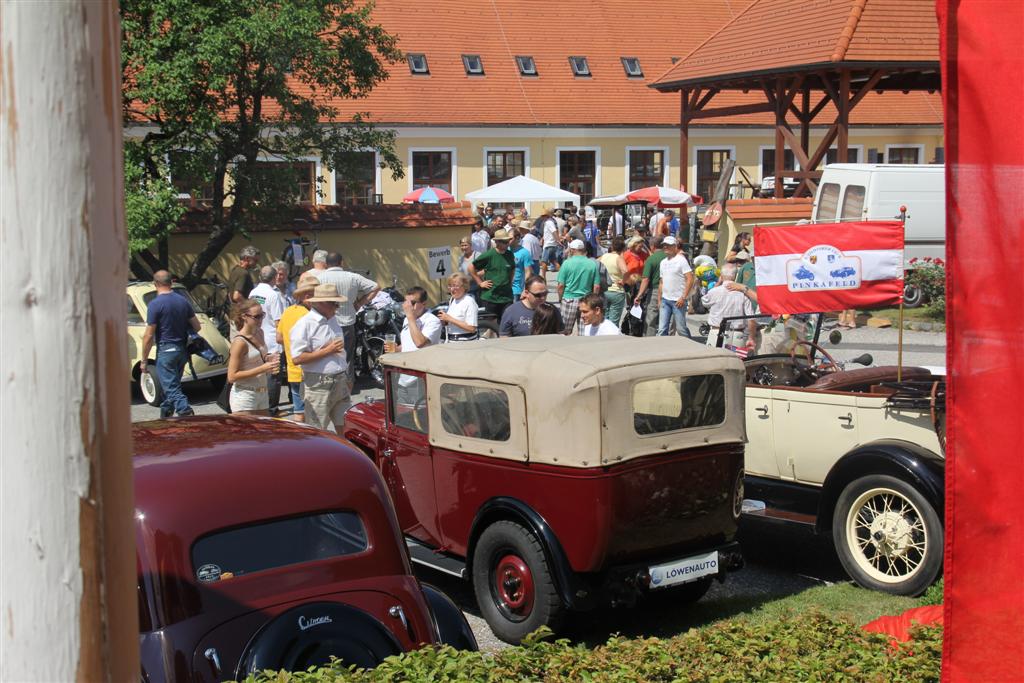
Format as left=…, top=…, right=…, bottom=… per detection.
left=906, top=257, right=946, bottom=317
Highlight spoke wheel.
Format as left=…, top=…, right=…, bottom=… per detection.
left=833, top=474, right=943, bottom=596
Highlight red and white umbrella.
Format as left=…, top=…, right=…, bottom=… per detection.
left=625, top=186, right=701, bottom=207
left=402, top=186, right=454, bottom=204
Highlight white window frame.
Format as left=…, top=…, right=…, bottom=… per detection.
left=329, top=150, right=380, bottom=205
left=408, top=147, right=458, bottom=198
left=757, top=145, right=801, bottom=183
left=691, top=145, right=736, bottom=200
left=251, top=154, right=324, bottom=206
left=482, top=147, right=531, bottom=211
left=555, top=146, right=601, bottom=206
left=624, top=146, right=670, bottom=192
left=884, top=143, right=926, bottom=164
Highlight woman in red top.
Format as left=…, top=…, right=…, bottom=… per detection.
left=622, top=236, right=649, bottom=278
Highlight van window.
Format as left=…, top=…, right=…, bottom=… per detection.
left=841, top=185, right=866, bottom=220
left=817, top=183, right=840, bottom=221
left=389, top=372, right=428, bottom=433
left=191, top=511, right=367, bottom=582
left=439, top=383, right=511, bottom=442
left=632, top=374, right=726, bottom=435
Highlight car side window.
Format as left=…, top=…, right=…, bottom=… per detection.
left=632, top=374, right=726, bottom=435
left=439, top=383, right=511, bottom=441
left=128, top=296, right=144, bottom=325
left=389, top=371, right=428, bottom=434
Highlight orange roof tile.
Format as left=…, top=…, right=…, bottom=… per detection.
left=651, top=0, right=940, bottom=89
left=726, top=198, right=814, bottom=220
left=277, top=0, right=941, bottom=127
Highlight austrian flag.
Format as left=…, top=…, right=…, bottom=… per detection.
left=753, top=221, right=905, bottom=315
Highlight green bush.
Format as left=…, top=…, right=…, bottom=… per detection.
left=919, top=578, right=945, bottom=606
left=245, top=612, right=942, bottom=683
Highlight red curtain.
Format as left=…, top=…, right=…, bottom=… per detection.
left=938, top=2, right=1024, bottom=680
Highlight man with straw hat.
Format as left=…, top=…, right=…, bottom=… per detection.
left=289, top=283, right=350, bottom=434
left=276, top=274, right=319, bottom=422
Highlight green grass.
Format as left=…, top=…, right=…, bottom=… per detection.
left=730, top=581, right=924, bottom=628
left=863, top=307, right=944, bottom=323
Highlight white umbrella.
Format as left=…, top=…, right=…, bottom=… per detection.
left=466, top=175, right=580, bottom=205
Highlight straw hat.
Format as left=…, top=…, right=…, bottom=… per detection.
left=306, top=283, right=348, bottom=303
left=492, top=228, right=512, bottom=241
left=293, top=275, right=321, bottom=298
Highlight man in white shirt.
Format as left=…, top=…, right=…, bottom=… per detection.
left=471, top=219, right=492, bottom=255
left=313, top=251, right=380, bottom=388
left=301, top=249, right=328, bottom=281
left=702, top=264, right=757, bottom=348
left=290, top=283, right=350, bottom=433
left=648, top=207, right=665, bottom=234
left=540, top=207, right=560, bottom=276
left=396, top=286, right=443, bottom=352
left=579, top=293, right=621, bottom=336
left=249, top=265, right=287, bottom=413
left=520, top=223, right=542, bottom=264
left=657, top=236, right=695, bottom=338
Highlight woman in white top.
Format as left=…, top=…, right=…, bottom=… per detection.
left=437, top=273, right=479, bottom=341
left=227, top=298, right=279, bottom=415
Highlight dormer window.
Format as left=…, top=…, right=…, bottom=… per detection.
left=408, top=53, right=429, bottom=75
left=516, top=55, right=537, bottom=76
left=569, top=56, right=591, bottom=77
left=621, top=57, right=643, bottom=78
left=462, top=54, right=484, bottom=75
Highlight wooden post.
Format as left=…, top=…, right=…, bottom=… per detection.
left=680, top=89, right=690, bottom=193
left=1, top=2, right=138, bottom=681
left=774, top=81, right=785, bottom=198
left=837, top=70, right=851, bottom=162
left=800, top=85, right=811, bottom=164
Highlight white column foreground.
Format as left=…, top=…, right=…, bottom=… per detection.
left=1, top=1, right=137, bottom=680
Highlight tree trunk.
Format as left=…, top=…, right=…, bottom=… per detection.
left=1, top=2, right=138, bottom=681
left=184, top=222, right=238, bottom=288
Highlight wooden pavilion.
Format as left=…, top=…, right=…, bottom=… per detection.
left=650, top=0, right=941, bottom=198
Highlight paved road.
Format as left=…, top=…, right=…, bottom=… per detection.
left=130, top=316, right=944, bottom=651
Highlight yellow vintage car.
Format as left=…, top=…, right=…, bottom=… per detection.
left=127, top=281, right=231, bottom=406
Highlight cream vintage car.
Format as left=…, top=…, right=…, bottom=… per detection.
left=717, top=315, right=946, bottom=596
left=127, top=281, right=231, bottom=405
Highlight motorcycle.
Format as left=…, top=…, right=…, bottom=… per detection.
left=353, top=286, right=405, bottom=389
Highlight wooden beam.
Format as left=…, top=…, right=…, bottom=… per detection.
left=808, top=93, right=831, bottom=121
left=693, top=87, right=719, bottom=111
left=794, top=177, right=819, bottom=198
left=778, top=170, right=824, bottom=178
left=800, top=86, right=811, bottom=159
left=778, top=123, right=812, bottom=171
left=687, top=102, right=774, bottom=119
left=780, top=75, right=805, bottom=112
left=806, top=123, right=840, bottom=171
left=680, top=90, right=690, bottom=193
left=849, top=70, right=886, bottom=109
left=774, top=80, right=785, bottom=198
left=818, top=71, right=841, bottom=107
left=688, top=87, right=703, bottom=110
left=837, top=69, right=851, bottom=162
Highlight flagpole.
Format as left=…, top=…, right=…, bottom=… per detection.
left=897, top=206, right=907, bottom=382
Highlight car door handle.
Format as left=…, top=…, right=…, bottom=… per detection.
left=838, top=413, right=853, bottom=424
left=755, top=405, right=769, bottom=416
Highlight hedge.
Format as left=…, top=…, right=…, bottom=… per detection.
left=246, top=611, right=942, bottom=683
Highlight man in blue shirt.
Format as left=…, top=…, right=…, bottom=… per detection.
left=141, top=271, right=201, bottom=417
left=510, top=229, right=535, bottom=298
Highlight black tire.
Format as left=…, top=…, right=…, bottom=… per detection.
left=832, top=474, right=943, bottom=596
left=139, top=365, right=163, bottom=407
left=478, top=319, right=499, bottom=340
left=903, top=283, right=924, bottom=308
left=472, top=520, right=565, bottom=645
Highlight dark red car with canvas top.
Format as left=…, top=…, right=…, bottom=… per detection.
left=343, top=335, right=747, bottom=644
left=133, top=416, right=475, bottom=682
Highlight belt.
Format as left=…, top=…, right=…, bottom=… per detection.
left=448, top=332, right=479, bottom=340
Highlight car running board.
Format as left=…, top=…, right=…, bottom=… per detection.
left=405, top=537, right=468, bottom=579
left=741, top=500, right=816, bottom=526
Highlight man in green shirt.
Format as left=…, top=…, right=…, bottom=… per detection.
left=633, top=236, right=667, bottom=336
left=557, top=239, right=600, bottom=334
left=470, top=228, right=516, bottom=318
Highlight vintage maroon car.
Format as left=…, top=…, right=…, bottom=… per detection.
left=134, top=416, right=475, bottom=682
left=343, top=336, right=747, bottom=643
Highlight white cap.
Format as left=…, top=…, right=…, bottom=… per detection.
left=662, top=236, right=678, bottom=246
left=568, top=239, right=586, bottom=250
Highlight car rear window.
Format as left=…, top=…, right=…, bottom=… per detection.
left=841, top=185, right=866, bottom=220
left=816, top=182, right=840, bottom=221
left=191, top=511, right=367, bottom=583
left=439, top=383, right=511, bottom=442
left=632, top=374, right=726, bottom=435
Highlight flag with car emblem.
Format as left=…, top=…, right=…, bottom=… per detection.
left=752, top=220, right=905, bottom=315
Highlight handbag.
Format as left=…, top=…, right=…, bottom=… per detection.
left=216, top=334, right=262, bottom=414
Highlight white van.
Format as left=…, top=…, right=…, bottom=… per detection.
left=812, top=164, right=945, bottom=263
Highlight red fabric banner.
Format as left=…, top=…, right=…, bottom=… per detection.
left=752, top=221, right=904, bottom=315
left=938, top=1, right=1024, bottom=680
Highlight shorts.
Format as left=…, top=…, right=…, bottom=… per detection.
left=230, top=383, right=269, bottom=412
left=560, top=298, right=582, bottom=335
left=303, top=371, right=352, bottom=434
left=542, top=246, right=559, bottom=267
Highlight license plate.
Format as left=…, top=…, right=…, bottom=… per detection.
left=648, top=551, right=720, bottom=589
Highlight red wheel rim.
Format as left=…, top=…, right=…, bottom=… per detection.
left=494, top=554, right=534, bottom=617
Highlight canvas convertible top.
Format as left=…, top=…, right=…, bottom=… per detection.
left=382, top=336, right=746, bottom=466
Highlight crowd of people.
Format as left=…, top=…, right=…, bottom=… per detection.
left=142, top=205, right=764, bottom=423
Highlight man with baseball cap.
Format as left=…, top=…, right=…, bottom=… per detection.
left=289, top=283, right=350, bottom=433
left=469, top=227, right=516, bottom=319
left=557, top=239, right=600, bottom=335
left=658, top=236, right=695, bottom=338
left=276, top=274, right=319, bottom=422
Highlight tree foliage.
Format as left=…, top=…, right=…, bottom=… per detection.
left=121, top=0, right=404, bottom=285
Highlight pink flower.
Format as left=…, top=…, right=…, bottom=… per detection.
left=909, top=257, right=919, bottom=264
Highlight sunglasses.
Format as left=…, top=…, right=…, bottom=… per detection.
left=244, top=312, right=265, bottom=320
left=528, top=289, right=549, bottom=298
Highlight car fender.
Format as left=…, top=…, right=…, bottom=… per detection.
left=467, top=497, right=580, bottom=609
left=420, top=583, right=478, bottom=651
left=817, top=439, right=945, bottom=534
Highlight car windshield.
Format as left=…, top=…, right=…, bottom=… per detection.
left=142, top=286, right=200, bottom=310
left=190, top=511, right=368, bottom=583
left=713, top=313, right=824, bottom=358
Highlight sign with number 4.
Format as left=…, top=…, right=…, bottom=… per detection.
left=425, top=246, right=453, bottom=281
